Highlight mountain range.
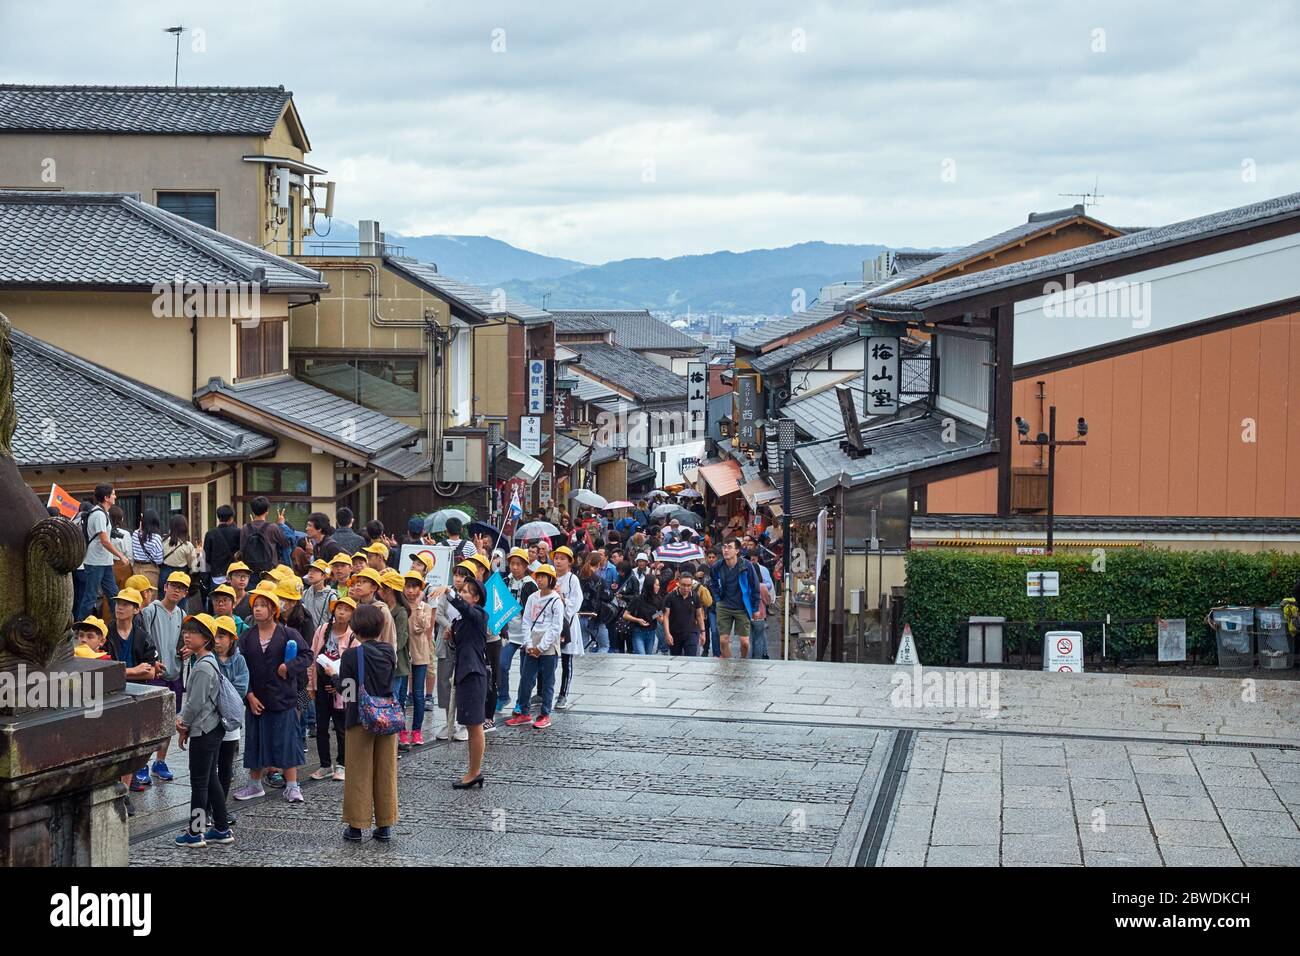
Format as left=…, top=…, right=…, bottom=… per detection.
left=310, top=221, right=916, bottom=315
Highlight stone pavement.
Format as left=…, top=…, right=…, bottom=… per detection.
left=128, top=656, right=1300, bottom=866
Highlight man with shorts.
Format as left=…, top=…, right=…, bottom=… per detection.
left=710, top=538, right=760, bottom=659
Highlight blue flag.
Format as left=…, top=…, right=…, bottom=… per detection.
left=486, top=573, right=522, bottom=634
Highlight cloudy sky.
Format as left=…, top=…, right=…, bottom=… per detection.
left=4, top=1, right=1298, bottom=263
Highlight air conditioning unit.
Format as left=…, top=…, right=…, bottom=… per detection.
left=440, top=437, right=469, bottom=483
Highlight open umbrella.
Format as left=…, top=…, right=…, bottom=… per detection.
left=646, top=490, right=670, bottom=499
left=659, top=507, right=702, bottom=528
left=650, top=503, right=680, bottom=519
left=569, top=489, right=608, bottom=509
left=676, top=489, right=702, bottom=500
left=603, top=499, right=635, bottom=511
left=654, top=541, right=705, bottom=563
left=467, top=520, right=507, bottom=552
left=514, top=520, right=565, bottom=546
left=424, top=508, right=473, bottom=535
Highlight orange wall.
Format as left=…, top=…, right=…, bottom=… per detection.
left=925, top=309, right=1300, bottom=517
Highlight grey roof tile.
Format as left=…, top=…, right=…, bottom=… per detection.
left=384, top=258, right=551, bottom=323
left=568, top=342, right=687, bottom=403
left=862, top=192, right=1300, bottom=316
left=793, top=409, right=993, bottom=494
left=195, top=375, right=417, bottom=457
left=734, top=296, right=860, bottom=351
left=371, top=446, right=430, bottom=480
left=749, top=320, right=860, bottom=374
left=0, top=191, right=326, bottom=291
left=0, top=85, right=292, bottom=135
left=11, top=327, right=273, bottom=468
left=550, top=310, right=702, bottom=351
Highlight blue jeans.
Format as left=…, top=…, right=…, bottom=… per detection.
left=516, top=653, right=558, bottom=715
left=76, top=564, right=118, bottom=620
left=408, top=664, right=428, bottom=731
left=498, top=642, right=522, bottom=706
left=656, top=621, right=669, bottom=654
left=581, top=616, right=610, bottom=653
left=632, top=627, right=658, bottom=655
left=750, top=618, right=769, bottom=659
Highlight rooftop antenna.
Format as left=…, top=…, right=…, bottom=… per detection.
left=1059, top=176, right=1104, bottom=208
left=163, top=26, right=184, bottom=86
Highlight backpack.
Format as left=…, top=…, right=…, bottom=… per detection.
left=241, top=521, right=277, bottom=574
left=200, top=655, right=244, bottom=733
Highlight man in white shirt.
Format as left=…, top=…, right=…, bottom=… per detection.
left=77, top=484, right=128, bottom=619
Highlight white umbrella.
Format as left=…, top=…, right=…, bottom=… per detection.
left=676, top=489, right=702, bottom=500
left=569, top=489, right=608, bottom=509
left=424, top=508, right=473, bottom=534
left=646, top=490, right=670, bottom=499
left=514, top=520, right=565, bottom=545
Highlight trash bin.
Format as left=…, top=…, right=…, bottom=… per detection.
left=1255, top=606, right=1293, bottom=670
left=1211, top=607, right=1254, bottom=669
left=967, top=616, right=1004, bottom=664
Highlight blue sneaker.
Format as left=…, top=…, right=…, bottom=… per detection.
left=151, top=760, right=174, bottom=781
left=204, top=827, right=234, bottom=845
left=130, top=768, right=151, bottom=792
left=174, top=832, right=206, bottom=848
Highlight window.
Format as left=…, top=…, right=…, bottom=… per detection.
left=238, top=319, right=286, bottom=379
left=115, top=488, right=187, bottom=533
left=295, top=357, right=421, bottom=416
left=156, top=191, right=217, bottom=229
left=244, top=463, right=312, bottom=533
left=936, top=332, right=991, bottom=426
left=449, top=326, right=471, bottom=425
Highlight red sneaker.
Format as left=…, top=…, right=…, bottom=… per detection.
left=412, top=730, right=425, bottom=746
left=504, top=713, right=534, bottom=727
left=533, top=715, right=552, bottom=730
left=398, top=730, right=410, bottom=746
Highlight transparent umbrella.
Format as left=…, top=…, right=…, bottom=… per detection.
left=569, top=489, right=608, bottom=509
left=423, top=508, right=473, bottom=535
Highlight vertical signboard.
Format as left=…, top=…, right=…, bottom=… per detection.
left=554, top=388, right=568, bottom=429
left=527, top=359, right=547, bottom=414
left=539, top=472, right=553, bottom=507
left=735, top=375, right=759, bottom=448
left=687, top=361, right=708, bottom=440
left=520, top=416, right=542, bottom=456
left=865, top=336, right=900, bottom=415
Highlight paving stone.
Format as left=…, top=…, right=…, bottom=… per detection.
left=1071, top=777, right=1142, bottom=803
left=1002, top=746, right=1066, bottom=767
left=1195, top=764, right=1272, bottom=788
left=1002, top=833, right=1081, bottom=865
left=1128, top=753, right=1198, bottom=775
left=944, top=751, right=1001, bottom=773
left=1152, top=818, right=1233, bottom=848
left=1231, top=835, right=1300, bottom=866
left=1217, top=808, right=1300, bottom=839
left=1079, top=824, right=1159, bottom=854
left=1206, top=785, right=1287, bottom=813
left=930, top=817, right=1001, bottom=847
left=1134, top=773, right=1208, bottom=798
left=1004, top=765, right=1070, bottom=788
left=1073, top=801, right=1149, bottom=828
left=1067, top=758, right=1135, bottom=780
left=1142, top=794, right=1221, bottom=822
left=1157, top=845, right=1243, bottom=867
left=1084, top=849, right=1164, bottom=867
left=926, top=844, right=1001, bottom=866
left=1004, top=785, right=1072, bottom=810
left=1003, top=807, right=1075, bottom=835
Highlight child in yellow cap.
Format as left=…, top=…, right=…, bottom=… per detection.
left=73, top=617, right=111, bottom=660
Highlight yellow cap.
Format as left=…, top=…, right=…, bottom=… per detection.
left=76, top=615, right=108, bottom=639
left=211, top=584, right=237, bottom=601
left=329, top=554, right=354, bottom=567
left=471, top=552, right=492, bottom=571
left=225, top=561, right=251, bottom=575
left=363, top=542, right=389, bottom=558
left=380, top=569, right=406, bottom=591
left=552, top=546, right=575, bottom=562
left=507, top=547, right=530, bottom=564
left=163, top=570, right=192, bottom=589
left=115, top=587, right=143, bottom=607
left=412, top=550, right=437, bottom=571
left=532, top=564, right=557, bottom=583
left=249, top=583, right=281, bottom=617
left=266, top=565, right=293, bottom=582
left=182, top=613, right=219, bottom=638
left=351, top=567, right=383, bottom=588
left=310, top=559, right=330, bottom=574
left=274, top=579, right=303, bottom=601
left=454, top=560, right=479, bottom=578
left=402, top=569, right=427, bottom=588
left=214, top=615, right=239, bottom=638
left=352, top=552, right=368, bottom=562
left=331, top=595, right=358, bottom=612
left=124, top=574, right=154, bottom=593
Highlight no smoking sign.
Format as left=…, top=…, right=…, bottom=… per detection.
left=1045, top=630, right=1084, bottom=674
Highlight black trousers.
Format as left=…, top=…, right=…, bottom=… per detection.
left=560, top=653, right=574, bottom=699
left=485, top=640, right=500, bottom=717
left=315, top=684, right=346, bottom=767
left=188, top=728, right=228, bottom=834
left=670, top=632, right=700, bottom=656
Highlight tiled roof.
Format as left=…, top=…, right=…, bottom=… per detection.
left=777, top=341, right=932, bottom=441
left=554, top=432, right=590, bottom=468
left=552, top=313, right=614, bottom=334
left=862, top=192, right=1300, bottom=317
left=10, top=326, right=273, bottom=468
left=384, top=258, right=551, bottom=323
left=893, top=251, right=943, bottom=272
left=371, top=446, right=430, bottom=480
left=195, top=375, right=417, bottom=458
left=845, top=206, right=1096, bottom=309
left=733, top=295, right=861, bottom=351
left=0, top=191, right=326, bottom=291
left=549, top=310, right=703, bottom=352
left=0, top=85, right=292, bottom=136
left=912, top=515, right=1300, bottom=536
left=568, top=373, right=619, bottom=404
left=568, top=342, right=687, bottom=403
left=793, top=408, right=993, bottom=494
left=749, top=321, right=859, bottom=374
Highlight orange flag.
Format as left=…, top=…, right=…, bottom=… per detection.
left=47, top=483, right=79, bottom=519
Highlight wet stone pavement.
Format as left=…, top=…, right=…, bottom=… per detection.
left=129, top=655, right=1300, bottom=866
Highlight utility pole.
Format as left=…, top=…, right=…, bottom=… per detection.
left=1015, top=405, right=1088, bottom=553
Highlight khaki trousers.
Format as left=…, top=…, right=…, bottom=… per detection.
left=342, top=726, right=399, bottom=828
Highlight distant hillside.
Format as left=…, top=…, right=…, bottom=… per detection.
left=305, top=221, right=588, bottom=286
left=499, top=242, right=898, bottom=314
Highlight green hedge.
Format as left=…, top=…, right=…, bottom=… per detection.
left=903, top=548, right=1300, bottom=664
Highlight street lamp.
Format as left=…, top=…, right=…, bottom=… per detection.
left=777, top=419, right=797, bottom=661
left=1016, top=405, right=1087, bottom=553
left=487, top=421, right=502, bottom=529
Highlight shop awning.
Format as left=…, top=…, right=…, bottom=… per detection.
left=495, top=442, right=543, bottom=483
left=740, top=478, right=781, bottom=511
left=554, top=432, right=590, bottom=469
left=700, top=459, right=743, bottom=497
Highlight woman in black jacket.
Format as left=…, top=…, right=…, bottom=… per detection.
left=430, top=576, right=490, bottom=789
left=338, top=603, right=398, bottom=842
